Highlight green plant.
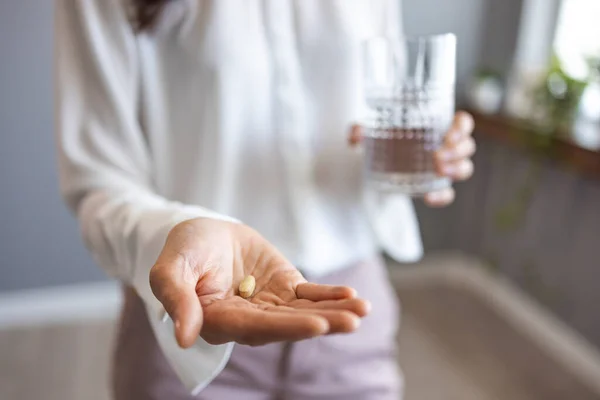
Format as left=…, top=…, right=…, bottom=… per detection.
left=529, top=54, right=590, bottom=132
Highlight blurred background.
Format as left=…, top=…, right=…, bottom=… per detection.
left=1, top=0, right=600, bottom=399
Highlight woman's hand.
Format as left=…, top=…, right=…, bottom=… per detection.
left=427, top=111, right=476, bottom=206
left=349, top=111, right=476, bottom=207
left=150, top=218, right=369, bottom=349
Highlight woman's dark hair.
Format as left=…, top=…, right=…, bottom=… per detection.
left=130, top=0, right=172, bottom=32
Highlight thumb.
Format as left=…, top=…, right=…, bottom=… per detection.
left=150, top=262, right=203, bottom=349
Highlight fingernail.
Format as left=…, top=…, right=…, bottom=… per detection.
left=175, top=320, right=181, bottom=330
left=427, top=191, right=445, bottom=202
left=351, top=315, right=362, bottom=330
left=363, top=300, right=372, bottom=314
left=316, top=318, right=330, bottom=334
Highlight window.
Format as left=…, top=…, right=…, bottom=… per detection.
left=554, top=0, right=600, bottom=80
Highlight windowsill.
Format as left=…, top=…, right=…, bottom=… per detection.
left=469, top=109, right=600, bottom=180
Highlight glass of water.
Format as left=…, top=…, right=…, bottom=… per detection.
left=361, top=33, right=457, bottom=196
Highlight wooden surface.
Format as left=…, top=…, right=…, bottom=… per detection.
left=469, top=110, right=600, bottom=180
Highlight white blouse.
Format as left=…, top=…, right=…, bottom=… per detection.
left=55, top=0, right=421, bottom=393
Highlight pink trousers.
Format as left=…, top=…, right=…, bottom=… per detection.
left=113, top=257, right=402, bottom=399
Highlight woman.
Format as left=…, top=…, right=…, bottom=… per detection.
left=55, top=0, right=475, bottom=398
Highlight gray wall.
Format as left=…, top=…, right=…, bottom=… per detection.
left=0, top=1, right=103, bottom=292
left=403, top=0, right=485, bottom=102
left=403, top=0, right=524, bottom=100
left=478, top=0, right=525, bottom=75
left=0, top=0, right=525, bottom=291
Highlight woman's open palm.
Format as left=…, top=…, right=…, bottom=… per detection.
left=150, top=218, right=370, bottom=348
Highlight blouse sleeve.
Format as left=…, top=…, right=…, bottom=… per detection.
left=55, top=0, right=234, bottom=392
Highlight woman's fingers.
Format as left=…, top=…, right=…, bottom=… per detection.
left=435, top=150, right=475, bottom=180
left=436, top=136, right=476, bottom=164
left=203, top=305, right=329, bottom=346
left=290, top=298, right=371, bottom=317
left=444, top=111, right=475, bottom=145
left=424, top=187, right=456, bottom=208
left=202, top=292, right=369, bottom=346
left=268, top=307, right=360, bottom=334
left=435, top=112, right=476, bottom=182
left=439, top=159, right=474, bottom=181
left=296, top=282, right=357, bottom=301
left=436, top=111, right=475, bottom=167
